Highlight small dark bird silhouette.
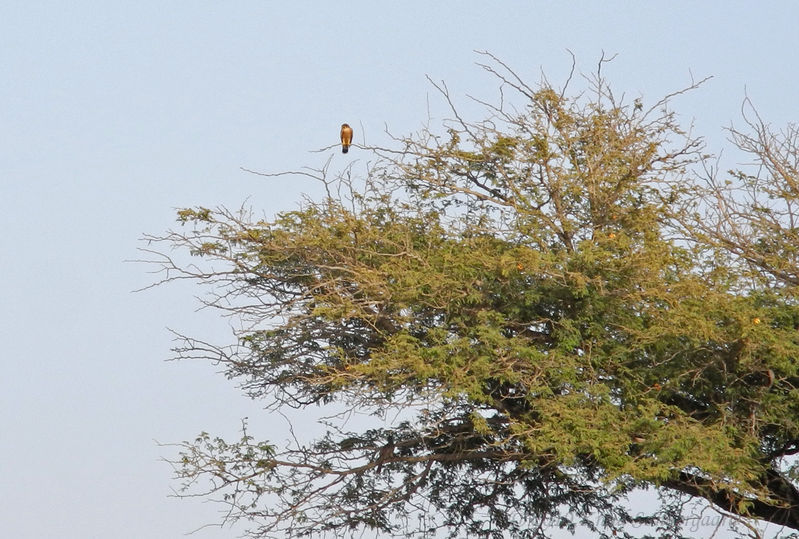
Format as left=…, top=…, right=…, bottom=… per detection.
left=340, top=123, right=353, bottom=153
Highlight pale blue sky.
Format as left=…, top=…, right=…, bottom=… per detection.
left=2, top=3, right=798, bottom=538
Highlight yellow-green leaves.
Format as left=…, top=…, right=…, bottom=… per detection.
left=159, top=61, right=799, bottom=536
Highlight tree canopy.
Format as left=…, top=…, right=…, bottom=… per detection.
left=147, top=54, right=799, bottom=538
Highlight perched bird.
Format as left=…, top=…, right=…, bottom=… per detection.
left=340, top=123, right=353, bottom=153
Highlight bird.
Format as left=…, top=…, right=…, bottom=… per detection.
left=340, top=123, right=353, bottom=153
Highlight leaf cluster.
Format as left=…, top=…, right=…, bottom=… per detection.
left=150, top=57, right=799, bottom=538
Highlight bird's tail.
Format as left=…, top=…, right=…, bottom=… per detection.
left=342, top=146, right=349, bottom=154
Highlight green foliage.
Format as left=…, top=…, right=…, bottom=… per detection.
left=154, top=59, right=799, bottom=538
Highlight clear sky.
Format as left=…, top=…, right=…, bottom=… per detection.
left=2, top=2, right=798, bottom=538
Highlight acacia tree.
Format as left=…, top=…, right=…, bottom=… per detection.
left=147, top=55, right=799, bottom=538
